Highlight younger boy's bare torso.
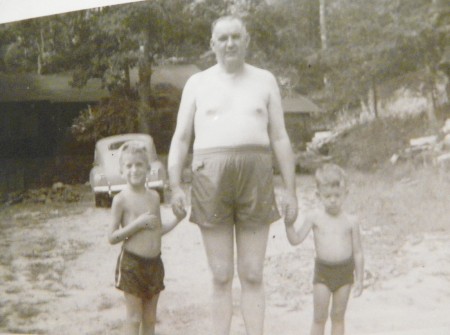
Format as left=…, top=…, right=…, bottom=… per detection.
left=192, top=64, right=273, bottom=149
left=311, top=210, right=356, bottom=263
left=118, top=189, right=162, bottom=258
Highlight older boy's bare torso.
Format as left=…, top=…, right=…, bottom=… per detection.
left=193, top=65, right=272, bottom=149
left=120, top=189, right=161, bottom=258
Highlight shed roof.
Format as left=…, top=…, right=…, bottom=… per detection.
left=282, top=95, right=323, bottom=114
left=0, top=72, right=109, bottom=103
left=0, top=64, right=201, bottom=103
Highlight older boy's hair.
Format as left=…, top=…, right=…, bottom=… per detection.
left=315, top=163, right=347, bottom=188
left=118, top=140, right=149, bottom=169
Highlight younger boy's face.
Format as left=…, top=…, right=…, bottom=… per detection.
left=120, top=153, right=149, bottom=187
left=317, top=185, right=347, bottom=215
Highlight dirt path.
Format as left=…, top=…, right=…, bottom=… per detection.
left=1, top=177, right=450, bottom=334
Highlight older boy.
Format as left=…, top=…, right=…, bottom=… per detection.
left=285, top=163, right=364, bottom=335
left=108, top=141, right=186, bottom=335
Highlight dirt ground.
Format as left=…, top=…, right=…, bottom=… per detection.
left=1, top=171, right=450, bottom=335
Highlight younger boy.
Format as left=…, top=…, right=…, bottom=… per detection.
left=108, top=141, right=186, bottom=335
left=285, top=163, right=364, bottom=335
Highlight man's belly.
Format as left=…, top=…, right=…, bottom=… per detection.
left=194, top=119, right=270, bottom=149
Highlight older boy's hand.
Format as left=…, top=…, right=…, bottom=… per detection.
left=353, top=282, right=363, bottom=297
left=136, top=213, right=159, bottom=230
left=283, top=192, right=298, bottom=225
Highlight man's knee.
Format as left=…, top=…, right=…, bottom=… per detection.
left=238, top=263, right=264, bottom=285
left=210, top=263, right=234, bottom=285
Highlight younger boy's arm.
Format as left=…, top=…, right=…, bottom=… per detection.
left=285, top=213, right=313, bottom=246
left=351, top=217, right=364, bottom=297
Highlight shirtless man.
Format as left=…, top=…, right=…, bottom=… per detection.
left=168, top=15, right=298, bottom=335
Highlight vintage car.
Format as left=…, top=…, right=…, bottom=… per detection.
left=89, top=133, right=166, bottom=207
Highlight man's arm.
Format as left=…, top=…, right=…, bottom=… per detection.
left=168, top=75, right=197, bottom=215
left=352, top=217, right=364, bottom=297
left=266, top=71, right=298, bottom=224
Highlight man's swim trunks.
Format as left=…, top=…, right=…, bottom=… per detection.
left=115, top=248, right=165, bottom=299
left=313, top=257, right=354, bottom=292
left=190, top=145, right=281, bottom=227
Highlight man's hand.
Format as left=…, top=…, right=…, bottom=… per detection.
left=171, top=186, right=187, bottom=219
left=353, top=281, right=363, bottom=297
left=283, top=192, right=298, bottom=225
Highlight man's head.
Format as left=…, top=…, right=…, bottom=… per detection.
left=315, top=163, right=348, bottom=215
left=210, top=15, right=250, bottom=70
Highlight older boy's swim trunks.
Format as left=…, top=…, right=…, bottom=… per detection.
left=189, top=145, right=281, bottom=227
left=313, top=257, right=354, bottom=292
left=115, top=248, right=165, bottom=299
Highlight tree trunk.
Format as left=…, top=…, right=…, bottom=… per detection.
left=319, top=0, right=329, bottom=88
left=425, top=64, right=438, bottom=129
left=138, top=30, right=153, bottom=133
left=372, top=79, right=378, bottom=118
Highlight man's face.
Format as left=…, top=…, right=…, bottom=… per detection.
left=210, top=18, right=249, bottom=68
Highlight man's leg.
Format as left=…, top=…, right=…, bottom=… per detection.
left=310, top=283, right=331, bottom=335
left=124, top=293, right=143, bottom=335
left=199, top=223, right=235, bottom=335
left=236, top=223, right=270, bottom=335
left=330, top=284, right=351, bottom=335
left=141, top=294, right=159, bottom=335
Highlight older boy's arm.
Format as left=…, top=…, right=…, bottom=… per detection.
left=285, top=214, right=313, bottom=246
left=161, top=210, right=186, bottom=235
left=108, top=196, right=155, bottom=244
left=352, top=219, right=364, bottom=297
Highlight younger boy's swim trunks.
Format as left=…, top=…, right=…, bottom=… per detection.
left=313, top=257, right=354, bottom=292
left=115, top=249, right=165, bottom=299
left=189, top=145, right=281, bottom=227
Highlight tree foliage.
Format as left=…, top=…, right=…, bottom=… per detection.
left=1, top=0, right=447, bottom=139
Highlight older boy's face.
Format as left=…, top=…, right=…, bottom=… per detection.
left=317, top=185, right=347, bottom=215
left=120, top=153, right=149, bottom=187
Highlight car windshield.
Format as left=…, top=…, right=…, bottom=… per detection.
left=108, top=141, right=127, bottom=150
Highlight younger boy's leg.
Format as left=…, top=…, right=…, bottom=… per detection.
left=330, top=284, right=351, bottom=335
left=141, top=294, right=159, bottom=335
left=311, top=283, right=331, bottom=335
left=124, top=293, right=143, bottom=335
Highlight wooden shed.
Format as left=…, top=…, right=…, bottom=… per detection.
left=282, top=95, right=324, bottom=150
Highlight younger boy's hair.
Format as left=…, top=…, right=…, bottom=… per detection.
left=315, top=163, right=347, bottom=189
left=118, top=140, right=149, bottom=170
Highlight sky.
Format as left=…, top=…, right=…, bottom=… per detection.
left=0, top=0, right=145, bottom=24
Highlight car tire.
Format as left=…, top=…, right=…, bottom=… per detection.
left=95, top=193, right=112, bottom=208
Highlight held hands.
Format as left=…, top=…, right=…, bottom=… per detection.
left=283, top=192, right=298, bottom=226
left=171, top=186, right=187, bottom=220
left=353, top=281, right=363, bottom=297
